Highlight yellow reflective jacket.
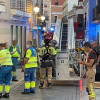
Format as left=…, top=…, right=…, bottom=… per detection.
left=0, top=49, right=13, bottom=66
left=25, top=47, right=37, bottom=68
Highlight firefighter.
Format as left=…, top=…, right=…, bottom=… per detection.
left=39, top=36, right=56, bottom=89
left=0, top=43, right=13, bottom=98
left=52, top=40, right=60, bottom=53
left=9, top=40, right=21, bottom=81
left=22, top=41, right=37, bottom=94
left=51, top=40, right=60, bottom=77
left=79, top=42, right=97, bottom=100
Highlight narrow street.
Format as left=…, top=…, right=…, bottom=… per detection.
left=0, top=69, right=99, bottom=100
left=0, top=0, right=100, bottom=100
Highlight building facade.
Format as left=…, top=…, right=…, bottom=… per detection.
left=0, top=0, right=33, bottom=56
left=51, top=0, right=65, bottom=26
left=43, top=0, right=51, bottom=29
left=32, top=0, right=43, bottom=48
left=43, top=0, right=65, bottom=29
left=62, top=0, right=68, bottom=23
left=83, top=0, right=98, bottom=42
left=92, top=0, right=100, bottom=44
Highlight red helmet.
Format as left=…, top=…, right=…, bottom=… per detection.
left=44, top=36, right=51, bottom=44
left=45, top=36, right=50, bottom=40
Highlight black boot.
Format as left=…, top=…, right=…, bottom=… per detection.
left=0, top=93, right=2, bottom=98
left=3, top=93, right=9, bottom=98
left=48, top=83, right=52, bottom=89
left=21, top=89, right=30, bottom=94
left=39, top=83, right=44, bottom=89
left=12, top=79, right=18, bottom=82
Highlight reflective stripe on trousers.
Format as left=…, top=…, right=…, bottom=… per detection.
left=86, top=70, right=95, bottom=99
left=12, top=71, right=16, bottom=77
left=5, top=85, right=10, bottom=93
left=0, top=85, right=10, bottom=93
left=30, top=81, right=35, bottom=88
left=0, top=85, right=3, bottom=93
left=25, top=81, right=35, bottom=89
left=25, top=82, right=30, bottom=89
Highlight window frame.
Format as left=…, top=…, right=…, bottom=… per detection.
left=54, top=15, right=58, bottom=23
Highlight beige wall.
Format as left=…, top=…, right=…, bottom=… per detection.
left=0, top=0, right=11, bottom=19
left=0, top=22, right=30, bottom=43
left=43, top=0, right=51, bottom=29
left=0, top=22, right=11, bottom=43
left=0, top=0, right=31, bottom=46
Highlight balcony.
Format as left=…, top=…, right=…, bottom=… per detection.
left=93, top=4, right=100, bottom=23
left=68, top=9, right=76, bottom=18
left=0, top=2, right=5, bottom=13
left=10, top=0, right=31, bottom=21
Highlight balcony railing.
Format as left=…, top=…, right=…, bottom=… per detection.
left=68, top=9, right=76, bottom=18
left=10, top=0, right=26, bottom=12
left=93, top=4, right=100, bottom=21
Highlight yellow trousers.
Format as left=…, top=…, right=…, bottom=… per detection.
left=86, top=69, right=95, bottom=100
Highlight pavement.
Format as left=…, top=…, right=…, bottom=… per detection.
left=1, top=69, right=100, bottom=100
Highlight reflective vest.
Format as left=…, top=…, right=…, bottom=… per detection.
left=55, top=46, right=60, bottom=53
left=25, top=47, right=37, bottom=68
left=0, top=49, right=13, bottom=66
left=39, top=46, right=56, bottom=57
left=9, top=45, right=21, bottom=58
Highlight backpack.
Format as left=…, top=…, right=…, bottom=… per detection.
left=42, top=46, right=52, bottom=60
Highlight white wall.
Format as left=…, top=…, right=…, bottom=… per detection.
left=68, top=0, right=78, bottom=12
left=53, top=19, right=61, bottom=46
left=68, top=18, right=75, bottom=49
left=0, top=22, right=11, bottom=43
left=67, top=0, right=77, bottom=49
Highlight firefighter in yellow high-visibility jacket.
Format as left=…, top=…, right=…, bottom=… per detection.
left=39, top=36, right=56, bottom=89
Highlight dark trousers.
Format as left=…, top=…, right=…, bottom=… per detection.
left=95, top=64, right=100, bottom=81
